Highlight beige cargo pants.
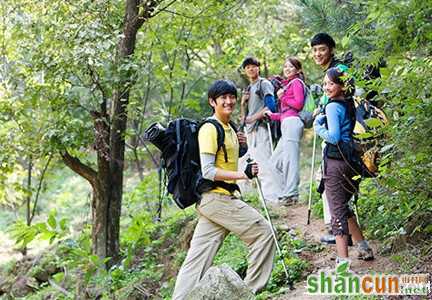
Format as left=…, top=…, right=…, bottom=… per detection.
left=172, top=192, right=276, bottom=300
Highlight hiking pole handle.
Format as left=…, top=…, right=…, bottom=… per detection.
left=239, top=117, right=246, bottom=133
left=307, top=132, right=317, bottom=225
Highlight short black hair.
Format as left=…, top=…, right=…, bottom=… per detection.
left=310, top=33, right=336, bottom=49
left=241, top=56, right=260, bottom=69
left=208, top=79, right=238, bottom=101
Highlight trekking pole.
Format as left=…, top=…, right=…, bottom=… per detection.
left=248, top=158, right=291, bottom=288
left=307, top=132, right=317, bottom=225
left=266, top=122, right=274, bottom=155
left=353, top=194, right=360, bottom=228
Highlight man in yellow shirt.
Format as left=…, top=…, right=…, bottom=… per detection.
left=172, top=80, right=276, bottom=300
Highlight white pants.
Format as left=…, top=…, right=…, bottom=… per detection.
left=272, top=117, right=304, bottom=198
left=240, top=125, right=283, bottom=202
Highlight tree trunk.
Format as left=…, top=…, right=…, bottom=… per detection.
left=105, top=0, right=159, bottom=265
left=22, top=156, right=32, bottom=256
left=26, top=156, right=32, bottom=227
left=62, top=0, right=161, bottom=267
left=92, top=179, right=109, bottom=259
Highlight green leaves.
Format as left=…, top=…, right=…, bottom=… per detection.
left=47, top=211, right=57, bottom=230
left=364, top=117, right=385, bottom=129
left=8, top=210, right=69, bottom=248
left=354, top=132, right=373, bottom=139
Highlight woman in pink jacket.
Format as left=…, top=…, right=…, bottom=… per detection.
left=265, top=57, right=306, bottom=205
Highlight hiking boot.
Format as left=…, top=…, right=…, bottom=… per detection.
left=279, top=196, right=298, bottom=206
left=357, top=247, right=374, bottom=261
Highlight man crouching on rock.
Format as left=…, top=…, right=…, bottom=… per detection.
left=172, top=79, right=276, bottom=300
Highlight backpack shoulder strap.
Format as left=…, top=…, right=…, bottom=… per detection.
left=291, top=78, right=310, bottom=96
left=326, top=99, right=356, bottom=133
left=256, top=78, right=265, bottom=100
left=201, top=118, right=228, bottom=162
left=228, top=120, right=238, bottom=133
left=279, top=78, right=308, bottom=113
left=283, top=77, right=305, bottom=92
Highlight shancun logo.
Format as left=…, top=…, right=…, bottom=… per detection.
left=306, top=262, right=430, bottom=296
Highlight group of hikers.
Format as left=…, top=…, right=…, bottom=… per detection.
left=171, top=32, right=378, bottom=299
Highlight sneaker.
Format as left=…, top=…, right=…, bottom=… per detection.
left=357, top=247, right=374, bottom=261
left=279, top=196, right=298, bottom=206
left=320, top=234, right=336, bottom=244
left=320, top=234, right=353, bottom=246
left=335, top=257, right=352, bottom=268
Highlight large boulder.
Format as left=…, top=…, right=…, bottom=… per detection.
left=185, top=264, right=255, bottom=300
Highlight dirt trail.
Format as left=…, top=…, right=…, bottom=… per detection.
left=269, top=203, right=398, bottom=300
left=0, top=231, right=47, bottom=267
left=0, top=232, right=23, bottom=266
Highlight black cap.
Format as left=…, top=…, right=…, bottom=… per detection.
left=241, top=57, right=260, bottom=69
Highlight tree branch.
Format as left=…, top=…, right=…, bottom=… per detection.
left=150, top=0, right=177, bottom=18
left=136, top=136, right=160, bottom=168
left=87, top=65, right=108, bottom=115
left=61, top=151, right=98, bottom=187
left=161, top=1, right=245, bottom=19
left=29, top=153, right=54, bottom=224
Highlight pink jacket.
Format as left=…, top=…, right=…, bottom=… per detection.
left=270, top=76, right=305, bottom=122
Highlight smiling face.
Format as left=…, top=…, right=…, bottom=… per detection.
left=244, top=64, right=259, bottom=81
left=323, top=74, right=344, bottom=99
left=312, top=44, right=333, bottom=68
left=209, top=93, right=237, bottom=121
left=283, top=60, right=298, bottom=79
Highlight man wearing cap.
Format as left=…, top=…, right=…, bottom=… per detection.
left=240, top=56, right=283, bottom=203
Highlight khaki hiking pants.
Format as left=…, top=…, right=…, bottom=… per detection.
left=172, top=192, right=276, bottom=300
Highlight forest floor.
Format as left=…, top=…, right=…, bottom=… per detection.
left=0, top=231, right=48, bottom=266
left=0, top=232, right=23, bottom=265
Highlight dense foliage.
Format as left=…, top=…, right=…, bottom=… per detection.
left=0, top=0, right=431, bottom=299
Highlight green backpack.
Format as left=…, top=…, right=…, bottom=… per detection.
left=295, top=79, right=317, bottom=128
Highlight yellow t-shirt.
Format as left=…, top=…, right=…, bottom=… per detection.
left=198, top=118, right=239, bottom=195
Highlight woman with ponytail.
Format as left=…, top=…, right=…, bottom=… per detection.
left=264, top=57, right=306, bottom=205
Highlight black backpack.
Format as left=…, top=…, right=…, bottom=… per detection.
left=323, top=98, right=387, bottom=178
left=144, top=118, right=245, bottom=209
